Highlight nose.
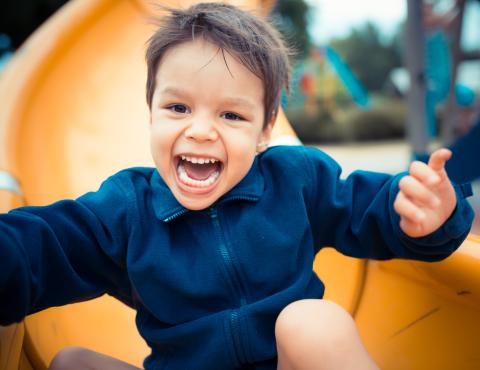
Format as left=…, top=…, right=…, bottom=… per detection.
left=184, top=116, right=218, bottom=142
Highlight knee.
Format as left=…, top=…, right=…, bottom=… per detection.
left=275, top=299, right=357, bottom=354
left=49, top=346, right=89, bottom=370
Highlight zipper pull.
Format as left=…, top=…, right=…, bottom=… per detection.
left=209, top=206, right=217, bottom=218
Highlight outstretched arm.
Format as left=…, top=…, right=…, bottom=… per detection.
left=302, top=145, right=473, bottom=260
left=0, top=175, right=131, bottom=325
left=394, top=148, right=457, bottom=238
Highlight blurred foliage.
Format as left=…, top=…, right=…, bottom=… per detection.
left=342, top=98, right=406, bottom=141
left=270, top=0, right=312, bottom=58
left=287, top=105, right=342, bottom=143
left=287, top=96, right=407, bottom=143
left=329, top=22, right=403, bottom=92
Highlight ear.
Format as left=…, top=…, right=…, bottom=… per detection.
left=256, top=115, right=275, bottom=153
left=261, top=119, right=274, bottom=143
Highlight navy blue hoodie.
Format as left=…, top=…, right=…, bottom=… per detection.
left=0, top=146, right=474, bottom=369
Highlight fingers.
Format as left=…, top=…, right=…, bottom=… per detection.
left=409, top=148, right=451, bottom=186
left=394, top=191, right=426, bottom=223
left=409, top=160, right=440, bottom=186
left=396, top=148, right=455, bottom=238
left=428, top=148, right=452, bottom=172
left=399, top=176, right=440, bottom=208
left=399, top=217, right=424, bottom=237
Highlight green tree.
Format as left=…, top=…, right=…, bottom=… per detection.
left=329, top=22, right=402, bottom=92
left=270, top=0, right=312, bottom=58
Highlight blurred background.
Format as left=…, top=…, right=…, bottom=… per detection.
left=1, top=0, right=479, bottom=232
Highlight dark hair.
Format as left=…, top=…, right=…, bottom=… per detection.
left=145, top=2, right=291, bottom=127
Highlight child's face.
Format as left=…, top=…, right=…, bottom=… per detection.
left=150, top=39, right=273, bottom=210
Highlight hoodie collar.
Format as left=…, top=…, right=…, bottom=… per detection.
left=151, top=156, right=264, bottom=222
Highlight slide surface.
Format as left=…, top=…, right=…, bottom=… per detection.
left=0, top=1, right=479, bottom=369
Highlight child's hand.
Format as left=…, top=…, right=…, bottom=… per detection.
left=394, top=148, right=456, bottom=238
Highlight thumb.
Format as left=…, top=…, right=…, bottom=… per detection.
left=428, top=148, right=451, bottom=180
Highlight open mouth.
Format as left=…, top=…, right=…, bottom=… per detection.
left=174, top=155, right=224, bottom=191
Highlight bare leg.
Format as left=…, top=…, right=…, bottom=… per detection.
left=275, top=299, right=379, bottom=370
left=48, top=346, right=143, bottom=370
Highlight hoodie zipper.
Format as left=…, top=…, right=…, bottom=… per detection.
left=209, top=206, right=248, bottom=364
left=209, top=206, right=248, bottom=305
left=163, top=209, right=189, bottom=222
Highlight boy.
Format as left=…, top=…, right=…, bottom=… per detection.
left=0, top=2, right=474, bottom=370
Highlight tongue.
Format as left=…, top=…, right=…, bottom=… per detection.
left=183, top=161, right=220, bottom=180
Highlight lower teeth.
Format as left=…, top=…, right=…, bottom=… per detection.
left=177, top=164, right=219, bottom=188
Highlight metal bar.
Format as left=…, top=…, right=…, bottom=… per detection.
left=405, top=0, right=429, bottom=157
left=442, top=0, right=466, bottom=145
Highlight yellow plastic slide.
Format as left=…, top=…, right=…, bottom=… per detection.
left=0, top=1, right=479, bottom=369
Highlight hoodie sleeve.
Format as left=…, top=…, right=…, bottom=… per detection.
left=0, top=174, right=133, bottom=325
left=302, top=146, right=474, bottom=261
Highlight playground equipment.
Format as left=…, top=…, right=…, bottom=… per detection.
left=0, top=1, right=479, bottom=369
left=292, top=46, right=369, bottom=114
left=406, top=0, right=480, bottom=153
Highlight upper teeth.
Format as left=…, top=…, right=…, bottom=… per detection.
left=181, top=155, right=218, bottom=164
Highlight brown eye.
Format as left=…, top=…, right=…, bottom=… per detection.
left=222, top=112, right=243, bottom=121
left=168, top=104, right=188, bottom=113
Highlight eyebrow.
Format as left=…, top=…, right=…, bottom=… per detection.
left=159, top=86, right=189, bottom=98
left=159, top=86, right=257, bottom=110
left=222, top=97, right=256, bottom=111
